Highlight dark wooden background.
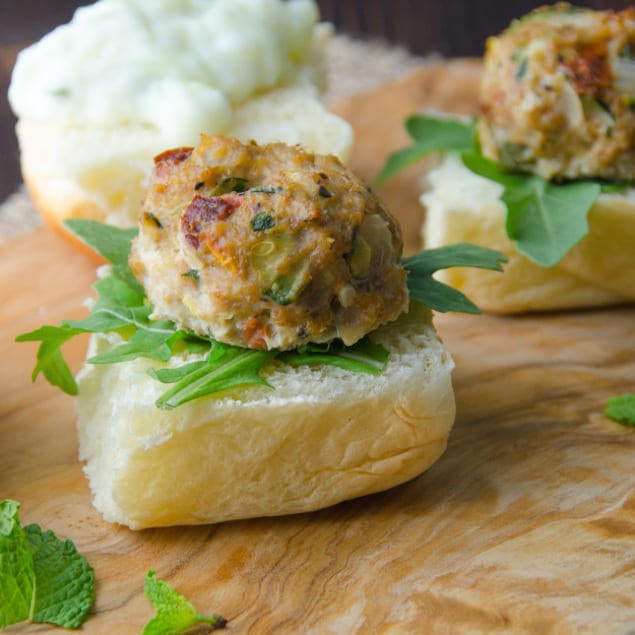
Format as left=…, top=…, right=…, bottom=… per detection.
left=1, top=0, right=633, bottom=203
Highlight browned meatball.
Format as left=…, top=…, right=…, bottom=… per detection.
left=478, top=3, right=635, bottom=180
left=129, top=135, right=408, bottom=350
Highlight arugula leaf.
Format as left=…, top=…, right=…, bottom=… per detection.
left=152, top=346, right=276, bottom=410
left=280, top=336, right=389, bottom=374
left=18, top=218, right=499, bottom=409
left=376, top=114, right=476, bottom=184
left=16, top=325, right=85, bottom=394
left=605, top=394, right=635, bottom=427
left=462, top=151, right=601, bottom=267
left=0, top=500, right=95, bottom=630
left=377, top=113, right=606, bottom=267
left=403, top=243, right=508, bottom=313
left=64, top=218, right=142, bottom=291
left=143, top=570, right=227, bottom=634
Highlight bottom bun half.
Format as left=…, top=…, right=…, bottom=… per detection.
left=422, top=155, right=635, bottom=313
left=75, top=303, right=455, bottom=529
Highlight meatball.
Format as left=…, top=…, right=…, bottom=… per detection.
left=478, top=3, right=635, bottom=181
left=129, top=135, right=408, bottom=351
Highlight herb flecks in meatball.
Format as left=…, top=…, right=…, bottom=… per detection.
left=478, top=3, right=635, bottom=181
left=129, top=135, right=409, bottom=351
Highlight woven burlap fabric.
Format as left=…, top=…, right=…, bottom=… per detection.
left=0, top=35, right=427, bottom=243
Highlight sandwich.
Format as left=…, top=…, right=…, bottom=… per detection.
left=378, top=3, right=635, bottom=313
left=7, top=0, right=352, bottom=239
left=18, top=135, right=506, bottom=529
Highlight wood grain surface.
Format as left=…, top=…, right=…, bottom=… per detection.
left=2, top=60, right=635, bottom=634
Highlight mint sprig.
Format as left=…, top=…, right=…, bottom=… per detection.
left=0, top=500, right=95, bottom=630
left=378, top=113, right=606, bottom=267
left=143, top=570, right=227, bottom=634
left=605, top=394, right=635, bottom=427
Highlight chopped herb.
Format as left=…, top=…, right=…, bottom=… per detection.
left=515, top=57, right=528, bottom=80
left=145, top=212, right=163, bottom=229
left=250, top=186, right=284, bottom=194
left=251, top=211, right=275, bottom=232
left=318, top=185, right=332, bottom=198
left=181, top=269, right=200, bottom=281
left=211, top=177, right=249, bottom=195
left=50, top=87, right=70, bottom=98
left=604, top=394, right=635, bottom=427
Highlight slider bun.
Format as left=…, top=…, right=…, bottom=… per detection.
left=75, top=303, right=455, bottom=529
left=422, top=155, right=635, bottom=313
left=17, top=84, right=353, bottom=240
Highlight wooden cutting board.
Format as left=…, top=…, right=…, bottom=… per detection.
left=1, top=60, right=634, bottom=634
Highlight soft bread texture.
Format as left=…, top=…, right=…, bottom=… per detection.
left=422, top=155, right=635, bottom=313
left=75, top=303, right=455, bottom=529
left=17, top=84, right=353, bottom=232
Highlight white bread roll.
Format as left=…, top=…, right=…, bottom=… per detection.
left=9, top=0, right=353, bottom=233
left=422, top=155, right=635, bottom=313
left=75, top=303, right=455, bottom=529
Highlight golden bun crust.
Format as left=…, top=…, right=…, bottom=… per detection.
left=422, top=155, right=634, bottom=313
left=75, top=304, right=455, bottom=529
left=16, top=85, right=353, bottom=235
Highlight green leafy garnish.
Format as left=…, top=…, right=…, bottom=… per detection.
left=280, top=336, right=389, bottom=374
left=378, top=113, right=608, bottom=267
left=0, top=500, right=95, bottom=630
left=376, top=114, right=476, bottom=184
left=150, top=345, right=276, bottom=410
left=17, top=219, right=503, bottom=408
left=461, top=152, right=601, bottom=267
left=251, top=211, right=276, bottom=232
left=143, top=570, right=227, bottom=634
left=604, top=394, right=635, bottom=427
left=404, top=243, right=507, bottom=313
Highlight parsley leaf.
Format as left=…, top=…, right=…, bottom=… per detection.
left=403, top=243, right=508, bottom=313
left=605, top=394, right=635, bottom=427
left=143, top=570, right=227, bottom=634
left=462, top=151, right=601, bottom=267
left=0, top=500, right=95, bottom=630
left=378, top=113, right=605, bottom=267
left=376, top=114, right=476, bottom=184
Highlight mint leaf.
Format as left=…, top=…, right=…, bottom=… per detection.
left=376, top=115, right=476, bottom=184
left=404, top=243, right=507, bottom=313
left=605, top=394, right=635, bottom=427
left=143, top=570, right=227, bottom=635
left=153, top=346, right=276, bottom=409
left=24, top=525, right=95, bottom=628
left=280, top=336, right=389, bottom=374
left=0, top=500, right=34, bottom=628
left=462, top=151, right=601, bottom=267
left=0, top=500, right=95, bottom=630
